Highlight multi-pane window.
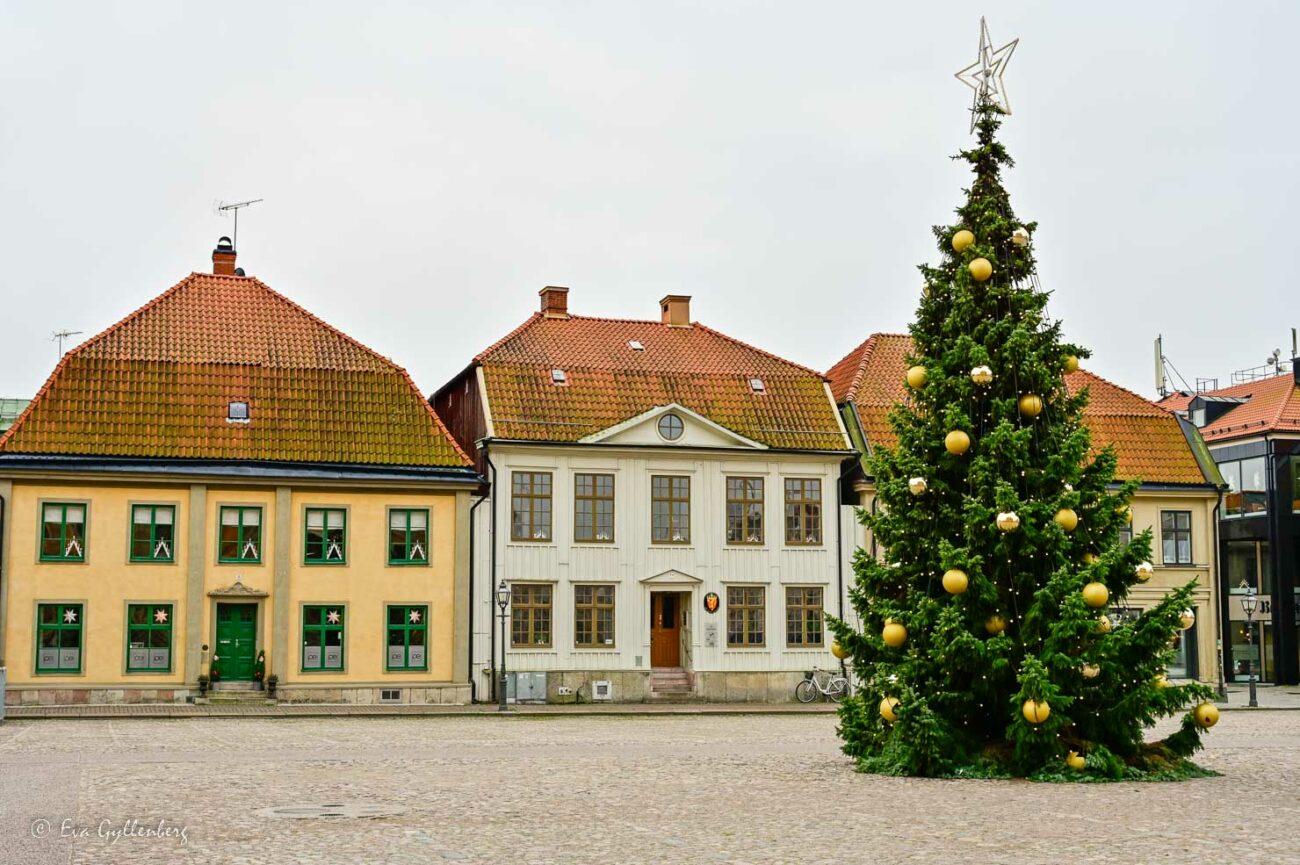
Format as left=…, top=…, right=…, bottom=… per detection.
left=40, top=503, right=86, bottom=562
left=574, top=473, right=614, bottom=543
left=1226, top=540, right=1273, bottom=594
left=511, top=472, right=553, bottom=541
left=784, top=479, right=822, bottom=545
left=726, top=477, right=764, bottom=545
left=126, top=603, right=173, bottom=672
left=36, top=603, right=83, bottom=672
left=219, top=506, right=262, bottom=562
left=1117, top=515, right=1133, bottom=546
left=302, top=605, right=345, bottom=671
left=511, top=584, right=553, bottom=648
left=1292, top=459, right=1300, bottom=513
left=304, top=508, right=347, bottom=564
left=785, top=586, right=824, bottom=647
left=727, top=585, right=765, bottom=647
left=386, top=604, right=428, bottom=670
left=388, top=509, right=429, bottom=565
left=574, top=584, right=615, bottom=647
left=651, top=475, right=690, bottom=544
left=1160, top=510, right=1193, bottom=565
left=1221, top=457, right=1268, bottom=517
left=130, top=505, right=175, bottom=562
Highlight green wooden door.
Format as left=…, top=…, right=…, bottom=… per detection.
left=215, top=603, right=257, bottom=680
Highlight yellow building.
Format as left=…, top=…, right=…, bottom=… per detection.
left=827, top=333, right=1226, bottom=685
left=0, top=238, right=480, bottom=706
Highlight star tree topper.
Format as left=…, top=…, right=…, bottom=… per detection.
left=954, top=17, right=1018, bottom=131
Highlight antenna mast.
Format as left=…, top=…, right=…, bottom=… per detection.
left=215, top=198, right=263, bottom=250
left=52, top=329, right=83, bottom=358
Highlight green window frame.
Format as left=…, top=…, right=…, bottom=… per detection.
left=388, top=509, right=430, bottom=565
left=219, top=506, right=263, bottom=563
left=40, top=502, right=86, bottom=562
left=386, top=604, right=429, bottom=670
left=36, top=603, right=83, bottom=673
left=304, top=508, right=347, bottom=564
left=126, top=603, right=173, bottom=672
left=302, top=605, right=345, bottom=671
left=130, top=505, right=176, bottom=563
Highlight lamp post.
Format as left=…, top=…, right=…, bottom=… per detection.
left=1240, top=586, right=1259, bottom=709
left=496, top=580, right=512, bottom=712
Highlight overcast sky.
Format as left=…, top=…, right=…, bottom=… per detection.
left=1, top=2, right=1296, bottom=402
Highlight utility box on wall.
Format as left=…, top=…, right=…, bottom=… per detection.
left=506, top=671, right=547, bottom=703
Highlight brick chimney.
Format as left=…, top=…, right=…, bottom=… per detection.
left=660, top=294, right=691, bottom=327
left=212, top=236, right=237, bottom=276
left=539, top=286, right=570, bottom=319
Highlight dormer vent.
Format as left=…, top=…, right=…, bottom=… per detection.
left=551, top=369, right=568, bottom=385
left=227, top=401, right=250, bottom=423
left=749, top=377, right=766, bottom=394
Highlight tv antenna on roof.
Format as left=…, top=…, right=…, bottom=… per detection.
left=52, top=329, right=83, bottom=357
left=214, top=198, right=263, bottom=251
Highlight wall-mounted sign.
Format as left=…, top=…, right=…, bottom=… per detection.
left=703, top=592, right=720, bottom=614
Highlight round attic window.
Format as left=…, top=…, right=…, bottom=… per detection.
left=657, top=413, right=684, bottom=441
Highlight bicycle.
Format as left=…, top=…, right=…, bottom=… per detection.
left=795, top=666, right=849, bottom=703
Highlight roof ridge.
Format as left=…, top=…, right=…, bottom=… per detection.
left=827, top=333, right=904, bottom=402
left=692, top=322, right=827, bottom=379
left=475, top=312, right=543, bottom=363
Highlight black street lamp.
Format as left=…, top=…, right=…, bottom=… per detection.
left=1240, top=587, right=1259, bottom=709
left=496, top=580, right=512, bottom=712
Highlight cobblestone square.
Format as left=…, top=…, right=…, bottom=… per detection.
left=1, top=709, right=1296, bottom=864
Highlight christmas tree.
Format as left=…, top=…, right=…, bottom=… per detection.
left=829, top=79, right=1220, bottom=779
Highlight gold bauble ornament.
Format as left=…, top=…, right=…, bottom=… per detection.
left=880, top=696, right=900, bottom=723
left=1154, top=674, right=1170, bottom=689
left=970, top=365, right=994, bottom=385
left=906, top=365, right=928, bottom=389
left=1194, top=702, right=1220, bottom=729
left=1022, top=699, right=1051, bottom=725
left=951, top=229, right=975, bottom=253
left=1054, top=508, right=1079, bottom=532
left=908, top=477, right=928, bottom=496
left=1083, top=553, right=1099, bottom=565
left=1064, top=355, right=1080, bottom=373
left=881, top=621, right=908, bottom=648
left=1082, top=581, right=1109, bottom=608
left=1117, top=503, right=1132, bottom=523
left=945, top=430, right=971, bottom=455
left=942, top=568, right=969, bottom=595
left=985, top=614, right=1007, bottom=635
left=996, top=511, right=1021, bottom=532
left=1096, top=615, right=1113, bottom=634
left=831, top=640, right=850, bottom=660
left=1135, top=561, right=1154, bottom=582
left=968, top=257, right=993, bottom=282
left=1081, top=663, right=1100, bottom=680
left=1018, top=394, right=1044, bottom=418
left=1011, top=226, right=1031, bottom=247
left=1179, top=609, right=1196, bottom=631
left=1065, top=750, right=1086, bottom=771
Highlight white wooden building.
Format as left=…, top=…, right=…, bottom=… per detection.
left=433, top=288, right=855, bottom=701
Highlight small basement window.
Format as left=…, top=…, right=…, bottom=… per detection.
left=628, top=340, right=645, bottom=351
left=380, top=689, right=401, bottom=703
left=226, top=401, right=250, bottom=423
left=551, top=369, right=567, bottom=385
left=749, top=378, right=766, bottom=394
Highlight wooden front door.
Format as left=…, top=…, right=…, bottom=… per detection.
left=215, top=603, right=257, bottom=680
left=650, top=592, right=681, bottom=667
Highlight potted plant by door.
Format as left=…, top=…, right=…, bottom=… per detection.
left=266, top=674, right=278, bottom=699
left=197, top=674, right=210, bottom=697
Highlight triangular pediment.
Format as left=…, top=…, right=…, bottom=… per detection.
left=580, top=403, right=766, bottom=449
left=640, top=569, right=703, bottom=585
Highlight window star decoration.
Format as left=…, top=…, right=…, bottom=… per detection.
left=326, top=537, right=344, bottom=560
left=326, top=609, right=341, bottom=624
left=409, top=539, right=426, bottom=560
left=242, top=538, right=259, bottom=559
left=64, top=608, right=78, bottom=623
left=408, top=609, right=422, bottom=624
left=66, top=536, right=83, bottom=558
left=154, top=537, right=171, bottom=559
left=154, top=608, right=168, bottom=624
left=954, top=16, right=1019, bottom=131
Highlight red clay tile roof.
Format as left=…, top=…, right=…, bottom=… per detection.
left=828, top=334, right=1211, bottom=485
left=1162, top=373, right=1300, bottom=442
left=0, top=272, right=471, bottom=467
left=475, top=313, right=849, bottom=451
